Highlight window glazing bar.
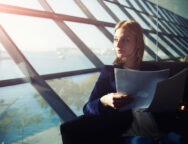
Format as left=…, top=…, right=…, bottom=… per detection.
left=0, top=68, right=101, bottom=87
left=37, top=0, right=104, bottom=68
left=0, top=3, right=187, bottom=40
left=0, top=25, right=77, bottom=122
left=73, top=0, right=113, bottom=42
left=97, top=0, right=120, bottom=23
left=103, top=0, right=188, bottom=29
left=0, top=3, right=115, bottom=27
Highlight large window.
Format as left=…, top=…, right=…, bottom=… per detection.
left=0, top=0, right=187, bottom=143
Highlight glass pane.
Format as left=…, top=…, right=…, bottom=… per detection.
left=162, top=20, right=177, bottom=35
left=47, top=72, right=100, bottom=116
left=116, top=0, right=130, bottom=7
left=0, top=83, right=62, bottom=143
left=138, top=0, right=153, bottom=15
left=0, top=0, right=43, bottom=10
left=157, top=20, right=171, bottom=34
left=0, top=46, right=24, bottom=80
left=65, top=21, right=116, bottom=65
left=105, top=27, right=114, bottom=35
left=104, top=1, right=130, bottom=20
left=0, top=13, right=95, bottom=75
left=144, top=34, right=158, bottom=60
left=148, top=0, right=188, bottom=21
left=143, top=50, right=155, bottom=61
left=80, top=0, right=116, bottom=23
left=170, top=23, right=184, bottom=37
left=151, top=33, right=170, bottom=60
left=157, top=36, right=179, bottom=58
left=45, top=0, right=86, bottom=18
left=126, top=8, right=150, bottom=30
left=146, top=1, right=162, bottom=19
left=158, top=8, right=169, bottom=21
left=127, top=0, right=143, bottom=12
left=164, top=36, right=187, bottom=56
left=142, top=14, right=160, bottom=32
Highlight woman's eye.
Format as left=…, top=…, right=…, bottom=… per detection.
left=122, top=38, right=128, bottom=42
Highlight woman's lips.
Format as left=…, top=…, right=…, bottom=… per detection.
left=116, top=49, right=124, bottom=54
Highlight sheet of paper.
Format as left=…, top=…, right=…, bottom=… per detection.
left=114, top=68, right=170, bottom=111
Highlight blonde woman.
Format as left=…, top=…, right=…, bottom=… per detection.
left=60, top=21, right=162, bottom=144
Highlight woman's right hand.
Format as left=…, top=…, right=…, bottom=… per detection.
left=100, top=93, right=133, bottom=109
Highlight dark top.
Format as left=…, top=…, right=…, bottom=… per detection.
left=83, top=64, right=160, bottom=115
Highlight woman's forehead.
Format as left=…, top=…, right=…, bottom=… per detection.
left=114, top=28, right=135, bottom=38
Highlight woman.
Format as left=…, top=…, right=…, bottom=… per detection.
left=83, top=20, right=144, bottom=115
left=60, top=20, right=161, bottom=144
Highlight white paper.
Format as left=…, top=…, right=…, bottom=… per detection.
left=114, top=68, right=170, bottom=111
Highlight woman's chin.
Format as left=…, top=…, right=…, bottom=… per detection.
left=117, top=54, right=126, bottom=59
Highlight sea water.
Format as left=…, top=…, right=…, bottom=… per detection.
left=0, top=51, right=104, bottom=143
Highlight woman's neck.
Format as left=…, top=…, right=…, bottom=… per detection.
left=123, top=57, right=139, bottom=70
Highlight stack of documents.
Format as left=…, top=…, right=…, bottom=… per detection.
left=114, top=68, right=187, bottom=112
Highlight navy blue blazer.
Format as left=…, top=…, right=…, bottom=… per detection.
left=83, top=64, right=160, bottom=115
left=83, top=65, right=120, bottom=115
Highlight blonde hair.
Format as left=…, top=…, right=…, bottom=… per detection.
left=113, top=20, right=144, bottom=69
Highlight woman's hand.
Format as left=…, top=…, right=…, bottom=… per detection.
left=100, top=93, right=133, bottom=109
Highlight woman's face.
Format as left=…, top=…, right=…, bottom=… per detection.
left=114, top=28, right=136, bottom=59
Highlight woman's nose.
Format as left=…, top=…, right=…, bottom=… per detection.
left=117, top=40, right=123, bottom=48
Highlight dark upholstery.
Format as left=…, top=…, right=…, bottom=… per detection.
left=141, top=61, right=188, bottom=103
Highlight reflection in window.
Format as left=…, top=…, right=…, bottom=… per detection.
left=0, top=83, right=61, bottom=143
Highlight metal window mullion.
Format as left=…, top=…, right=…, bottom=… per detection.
left=144, top=32, right=174, bottom=58
left=0, top=25, right=77, bottom=122
left=138, top=0, right=188, bottom=29
left=97, top=0, right=120, bottom=23
left=113, top=0, right=134, bottom=20
left=143, top=1, right=186, bottom=29
left=116, top=0, right=186, bottom=57
left=126, top=0, right=156, bottom=31
left=135, top=1, right=186, bottom=58
left=37, top=0, right=104, bottom=68
left=127, top=0, right=186, bottom=57
left=0, top=3, right=115, bottom=27
left=73, top=0, right=113, bottom=42
left=0, top=68, right=101, bottom=87
left=141, top=1, right=188, bottom=39
left=0, top=3, right=186, bottom=40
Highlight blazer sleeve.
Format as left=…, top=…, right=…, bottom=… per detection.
left=83, top=66, right=116, bottom=115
